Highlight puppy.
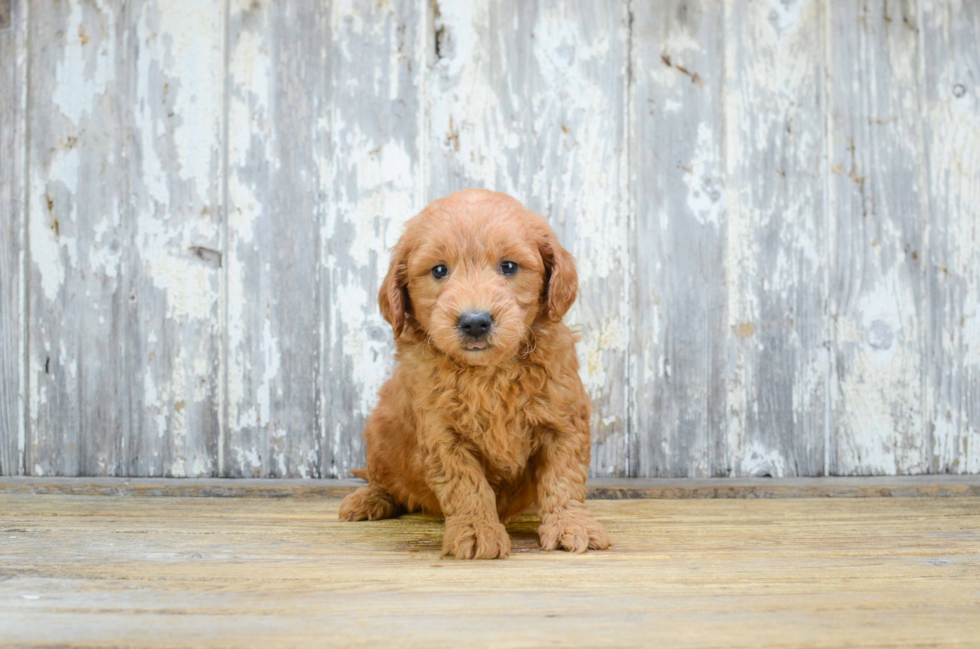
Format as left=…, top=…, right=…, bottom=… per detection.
left=339, top=189, right=610, bottom=560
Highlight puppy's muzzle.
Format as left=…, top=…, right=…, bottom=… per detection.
left=457, top=311, right=493, bottom=340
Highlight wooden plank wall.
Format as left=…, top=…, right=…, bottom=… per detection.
left=0, top=0, right=26, bottom=476
left=0, top=0, right=977, bottom=479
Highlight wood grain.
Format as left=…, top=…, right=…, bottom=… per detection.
left=0, top=0, right=25, bottom=476
left=26, top=0, right=224, bottom=477
left=630, top=0, right=728, bottom=477
left=225, top=0, right=329, bottom=478
left=827, top=1, right=931, bottom=475
left=321, top=0, right=425, bottom=479
left=426, top=0, right=631, bottom=476
left=126, top=0, right=225, bottom=477
left=919, top=1, right=980, bottom=474
left=723, top=0, right=828, bottom=477
left=27, top=0, right=128, bottom=476
left=1, top=494, right=978, bottom=648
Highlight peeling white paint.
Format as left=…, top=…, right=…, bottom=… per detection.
left=52, top=1, right=116, bottom=128
left=256, top=317, right=281, bottom=427
left=334, top=280, right=396, bottom=419
left=145, top=249, right=217, bottom=322
left=920, top=0, right=980, bottom=474
left=579, top=317, right=627, bottom=397
left=684, top=122, right=724, bottom=227
left=11, top=0, right=979, bottom=481
left=235, top=446, right=263, bottom=476
left=739, top=440, right=787, bottom=477
left=150, top=1, right=224, bottom=186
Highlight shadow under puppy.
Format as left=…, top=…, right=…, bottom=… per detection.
left=340, top=189, right=611, bottom=560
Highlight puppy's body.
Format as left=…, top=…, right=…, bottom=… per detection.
left=360, top=322, right=587, bottom=522
left=340, top=189, right=610, bottom=559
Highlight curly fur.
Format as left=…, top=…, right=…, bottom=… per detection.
left=339, top=189, right=611, bottom=560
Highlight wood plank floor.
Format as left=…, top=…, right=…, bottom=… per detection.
left=1, top=494, right=978, bottom=648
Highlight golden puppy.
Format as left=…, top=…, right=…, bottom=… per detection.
left=339, top=189, right=610, bottom=560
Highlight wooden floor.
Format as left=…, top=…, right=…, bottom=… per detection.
left=1, top=493, right=978, bottom=648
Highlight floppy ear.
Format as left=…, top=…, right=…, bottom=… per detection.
left=539, top=227, right=578, bottom=322
left=378, top=243, right=409, bottom=338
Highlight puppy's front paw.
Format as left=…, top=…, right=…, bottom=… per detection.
left=539, top=504, right=611, bottom=553
left=442, top=516, right=511, bottom=560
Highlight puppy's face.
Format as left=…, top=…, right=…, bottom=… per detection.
left=379, top=190, right=577, bottom=366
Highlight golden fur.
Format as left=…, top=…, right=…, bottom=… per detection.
left=339, top=189, right=610, bottom=560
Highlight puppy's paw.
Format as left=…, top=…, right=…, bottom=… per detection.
left=442, top=516, right=511, bottom=560
left=538, top=504, right=611, bottom=553
left=338, top=486, right=400, bottom=521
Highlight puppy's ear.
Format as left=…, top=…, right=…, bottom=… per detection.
left=538, top=225, right=578, bottom=322
left=378, top=243, right=409, bottom=338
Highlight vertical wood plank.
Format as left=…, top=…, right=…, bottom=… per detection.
left=920, top=0, right=980, bottom=474
left=127, top=0, right=226, bottom=477
left=827, top=0, right=930, bottom=475
left=0, top=0, right=27, bottom=476
left=426, top=0, right=631, bottom=477
left=321, top=0, right=425, bottom=478
left=320, top=0, right=425, bottom=478
left=27, top=0, right=225, bottom=476
left=630, top=1, right=728, bottom=477
left=723, top=0, right=828, bottom=477
left=27, top=0, right=126, bottom=475
left=225, top=0, right=329, bottom=478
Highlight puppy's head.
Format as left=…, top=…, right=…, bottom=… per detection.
left=379, top=189, right=577, bottom=366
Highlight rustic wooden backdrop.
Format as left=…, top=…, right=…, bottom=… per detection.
left=0, top=0, right=977, bottom=479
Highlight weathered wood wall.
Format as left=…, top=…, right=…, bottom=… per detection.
left=0, top=0, right=977, bottom=479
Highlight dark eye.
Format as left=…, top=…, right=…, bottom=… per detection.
left=431, top=265, right=449, bottom=279
left=500, top=261, right=518, bottom=276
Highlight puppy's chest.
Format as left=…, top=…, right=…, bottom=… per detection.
left=444, top=373, right=548, bottom=472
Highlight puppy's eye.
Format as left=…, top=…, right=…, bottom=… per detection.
left=431, top=265, right=449, bottom=279
left=500, top=261, right=518, bottom=276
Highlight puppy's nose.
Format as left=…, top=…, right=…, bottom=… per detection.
left=457, top=311, right=493, bottom=339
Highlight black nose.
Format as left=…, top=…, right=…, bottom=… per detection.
left=457, top=312, right=493, bottom=339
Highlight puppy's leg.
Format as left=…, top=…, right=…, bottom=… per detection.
left=339, top=486, right=403, bottom=521
left=339, top=374, right=417, bottom=522
left=534, top=422, right=611, bottom=553
left=423, top=422, right=510, bottom=560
